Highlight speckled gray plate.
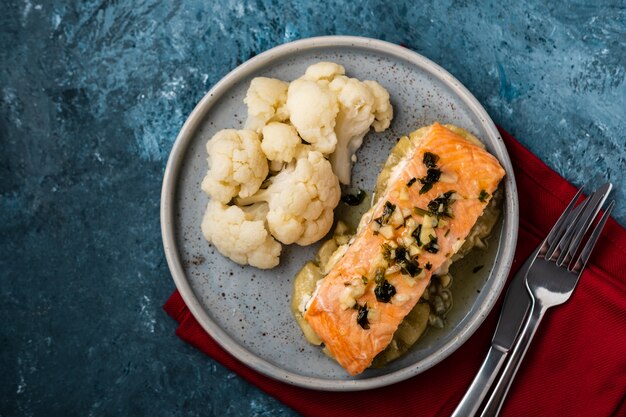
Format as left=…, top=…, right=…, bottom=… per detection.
left=161, top=36, right=518, bottom=391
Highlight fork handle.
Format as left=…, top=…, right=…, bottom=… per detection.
left=450, top=346, right=508, bottom=417
left=480, top=304, right=547, bottom=417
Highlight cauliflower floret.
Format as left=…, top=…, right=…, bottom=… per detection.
left=301, top=62, right=346, bottom=82
left=261, top=122, right=301, bottom=163
left=292, top=64, right=394, bottom=185
left=244, top=77, right=289, bottom=132
left=286, top=79, right=339, bottom=154
left=201, top=200, right=281, bottom=269
left=363, top=80, right=393, bottom=132
left=328, top=76, right=377, bottom=185
left=237, top=150, right=341, bottom=246
left=201, top=129, right=268, bottom=203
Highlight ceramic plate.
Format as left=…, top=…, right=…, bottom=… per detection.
left=161, top=36, right=518, bottom=390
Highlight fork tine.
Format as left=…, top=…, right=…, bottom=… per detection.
left=548, top=197, right=589, bottom=261
left=556, top=182, right=613, bottom=266
left=570, top=200, right=614, bottom=274
left=562, top=182, right=613, bottom=263
left=541, top=186, right=585, bottom=258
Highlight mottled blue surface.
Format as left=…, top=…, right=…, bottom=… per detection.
left=1, top=0, right=624, bottom=415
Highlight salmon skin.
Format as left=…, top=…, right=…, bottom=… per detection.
left=303, top=123, right=506, bottom=375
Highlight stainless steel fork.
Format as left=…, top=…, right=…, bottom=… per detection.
left=480, top=183, right=614, bottom=417
left=451, top=186, right=588, bottom=417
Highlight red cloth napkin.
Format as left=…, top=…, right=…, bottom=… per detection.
left=164, top=127, right=626, bottom=417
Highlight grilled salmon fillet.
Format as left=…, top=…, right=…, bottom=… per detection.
left=303, top=123, right=506, bottom=375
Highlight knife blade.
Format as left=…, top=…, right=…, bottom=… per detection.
left=491, top=249, right=535, bottom=350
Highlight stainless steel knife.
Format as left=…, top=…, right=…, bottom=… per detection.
left=450, top=249, right=536, bottom=417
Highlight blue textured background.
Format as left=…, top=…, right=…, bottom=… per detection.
left=1, top=0, right=624, bottom=415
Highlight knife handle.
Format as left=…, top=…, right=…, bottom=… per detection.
left=450, top=345, right=508, bottom=417
left=480, top=304, right=547, bottom=417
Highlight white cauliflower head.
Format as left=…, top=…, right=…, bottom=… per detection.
left=363, top=80, right=393, bottom=132
left=201, top=200, right=281, bottom=269
left=201, top=129, right=268, bottom=203
left=328, top=76, right=376, bottom=184
left=292, top=63, right=394, bottom=185
left=261, top=122, right=301, bottom=163
left=301, top=62, right=346, bottom=82
left=199, top=62, right=395, bottom=269
left=326, top=77, right=394, bottom=185
left=244, top=77, right=290, bottom=132
left=237, top=150, right=341, bottom=246
left=286, top=79, right=339, bottom=155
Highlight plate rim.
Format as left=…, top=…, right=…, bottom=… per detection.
left=161, top=35, right=519, bottom=391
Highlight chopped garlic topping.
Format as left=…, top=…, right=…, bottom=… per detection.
left=379, top=225, right=394, bottom=239
left=339, top=282, right=366, bottom=310
left=399, top=187, right=410, bottom=201
left=395, top=294, right=410, bottom=304
left=390, top=208, right=404, bottom=227
left=385, top=264, right=401, bottom=276
left=420, top=224, right=435, bottom=245
left=409, top=245, right=421, bottom=257
left=452, top=238, right=466, bottom=254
